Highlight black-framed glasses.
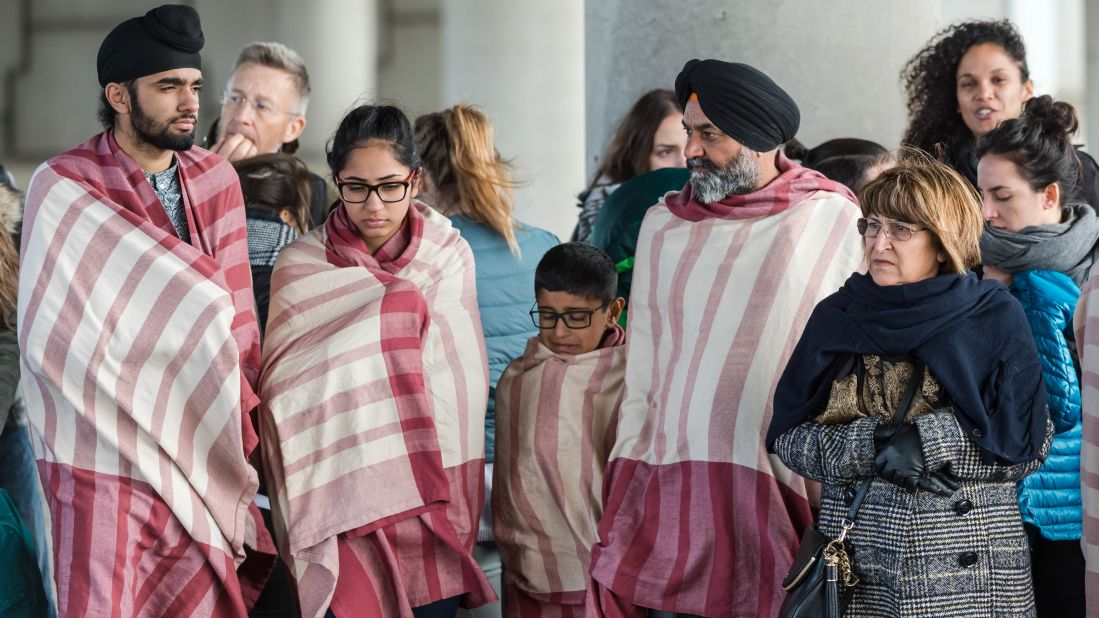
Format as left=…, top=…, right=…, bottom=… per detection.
left=530, top=302, right=609, bottom=330
left=857, top=217, right=927, bottom=242
left=336, top=170, right=415, bottom=204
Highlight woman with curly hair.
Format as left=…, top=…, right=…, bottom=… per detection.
left=901, top=19, right=1099, bottom=208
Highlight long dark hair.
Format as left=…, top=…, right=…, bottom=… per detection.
left=901, top=20, right=1029, bottom=164
left=975, top=95, right=1081, bottom=202
left=327, top=104, right=420, bottom=177
left=589, top=89, right=681, bottom=190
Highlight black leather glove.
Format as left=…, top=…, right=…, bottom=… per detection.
left=875, top=422, right=959, bottom=497
left=875, top=422, right=926, bottom=490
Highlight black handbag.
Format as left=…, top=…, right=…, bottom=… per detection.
left=778, top=361, right=926, bottom=618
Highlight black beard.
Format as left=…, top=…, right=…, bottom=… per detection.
left=129, top=87, right=196, bottom=152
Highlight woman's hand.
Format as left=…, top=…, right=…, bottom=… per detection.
left=982, top=264, right=1014, bottom=287
left=875, top=423, right=960, bottom=496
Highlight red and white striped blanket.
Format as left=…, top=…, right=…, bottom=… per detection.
left=589, top=165, right=863, bottom=617
left=18, top=132, right=270, bottom=616
left=260, top=202, right=494, bottom=617
left=1075, top=266, right=1099, bottom=614
left=493, top=327, right=627, bottom=617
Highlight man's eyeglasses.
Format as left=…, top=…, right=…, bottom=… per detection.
left=857, top=218, right=927, bottom=242
left=336, top=171, right=416, bottom=204
left=221, top=92, right=298, bottom=120
left=530, top=302, right=609, bottom=330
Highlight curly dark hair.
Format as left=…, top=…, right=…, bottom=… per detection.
left=900, top=20, right=1029, bottom=166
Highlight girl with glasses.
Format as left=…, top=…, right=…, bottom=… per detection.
left=259, top=104, right=496, bottom=618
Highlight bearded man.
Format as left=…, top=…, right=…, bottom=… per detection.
left=588, top=59, right=865, bottom=617
left=18, top=5, right=272, bottom=615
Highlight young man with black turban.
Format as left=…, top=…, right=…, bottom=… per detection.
left=588, top=59, right=865, bottom=617
left=19, top=5, right=273, bottom=615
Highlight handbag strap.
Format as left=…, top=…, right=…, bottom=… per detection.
left=844, top=360, right=927, bottom=521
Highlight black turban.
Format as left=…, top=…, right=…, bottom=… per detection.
left=674, top=59, right=800, bottom=152
left=97, top=4, right=204, bottom=87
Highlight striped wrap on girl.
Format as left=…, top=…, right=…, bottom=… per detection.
left=493, top=328, right=626, bottom=616
left=259, top=202, right=495, bottom=617
left=589, top=167, right=864, bottom=617
left=1074, top=265, right=1099, bottom=615
left=18, top=132, right=270, bottom=616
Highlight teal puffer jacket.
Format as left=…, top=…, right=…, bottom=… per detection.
left=449, top=215, right=558, bottom=463
left=1011, top=270, right=1081, bottom=541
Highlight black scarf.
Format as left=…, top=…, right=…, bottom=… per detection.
left=767, top=271, right=1048, bottom=464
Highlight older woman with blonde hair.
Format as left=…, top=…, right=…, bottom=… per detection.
left=767, top=150, right=1052, bottom=616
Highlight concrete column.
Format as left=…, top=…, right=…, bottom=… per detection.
left=275, top=0, right=379, bottom=160
left=441, top=0, right=585, bottom=241
left=1085, top=0, right=1099, bottom=153
left=586, top=0, right=941, bottom=178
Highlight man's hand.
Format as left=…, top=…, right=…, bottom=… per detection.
left=210, top=133, right=258, bottom=162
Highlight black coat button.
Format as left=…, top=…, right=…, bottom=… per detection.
left=970, top=427, right=983, bottom=438
left=958, top=551, right=978, bottom=567
left=844, top=487, right=857, bottom=505
left=953, top=499, right=973, bottom=516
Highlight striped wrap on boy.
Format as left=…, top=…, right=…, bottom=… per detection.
left=493, top=328, right=626, bottom=616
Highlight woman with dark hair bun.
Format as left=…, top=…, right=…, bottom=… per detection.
left=976, top=94, right=1094, bottom=616
left=572, top=89, right=686, bottom=242
left=901, top=19, right=1099, bottom=209
left=259, top=104, right=496, bottom=618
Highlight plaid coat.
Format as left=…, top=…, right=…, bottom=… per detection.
left=775, top=407, right=1052, bottom=617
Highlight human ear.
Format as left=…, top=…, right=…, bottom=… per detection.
left=282, top=114, right=306, bottom=144
left=1043, top=183, right=1060, bottom=210
left=105, top=83, right=131, bottom=115
left=607, top=298, right=626, bottom=326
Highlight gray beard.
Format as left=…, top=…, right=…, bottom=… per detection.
left=687, top=149, right=760, bottom=204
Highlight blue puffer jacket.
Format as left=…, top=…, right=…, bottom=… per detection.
left=450, top=215, right=558, bottom=463
left=1011, top=270, right=1082, bottom=541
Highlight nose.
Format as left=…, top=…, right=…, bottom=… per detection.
left=181, top=88, right=199, bottom=113
left=363, top=190, right=386, bottom=212
left=552, top=319, right=570, bottom=338
left=981, top=197, right=996, bottom=221
left=673, top=149, right=688, bottom=168
left=684, top=134, right=704, bottom=160
left=871, top=230, right=892, bottom=251
left=976, top=80, right=994, bottom=100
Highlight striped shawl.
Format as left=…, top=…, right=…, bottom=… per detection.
left=18, top=132, right=268, bottom=616
left=260, top=202, right=493, bottom=617
left=1074, top=265, right=1099, bottom=614
left=589, top=185, right=864, bottom=617
left=493, top=328, right=626, bottom=615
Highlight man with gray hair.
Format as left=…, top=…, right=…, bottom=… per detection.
left=210, top=41, right=329, bottom=226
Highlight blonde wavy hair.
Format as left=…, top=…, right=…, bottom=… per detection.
left=414, top=105, right=524, bottom=254
left=857, top=147, right=983, bottom=274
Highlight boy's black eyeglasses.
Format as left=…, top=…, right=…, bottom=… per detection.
left=530, top=302, right=609, bottom=329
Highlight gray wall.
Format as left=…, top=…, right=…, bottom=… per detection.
left=585, top=1, right=941, bottom=177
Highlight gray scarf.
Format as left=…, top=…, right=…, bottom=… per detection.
left=979, top=203, right=1099, bottom=286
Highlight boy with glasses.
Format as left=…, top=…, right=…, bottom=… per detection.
left=492, top=243, right=626, bottom=617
